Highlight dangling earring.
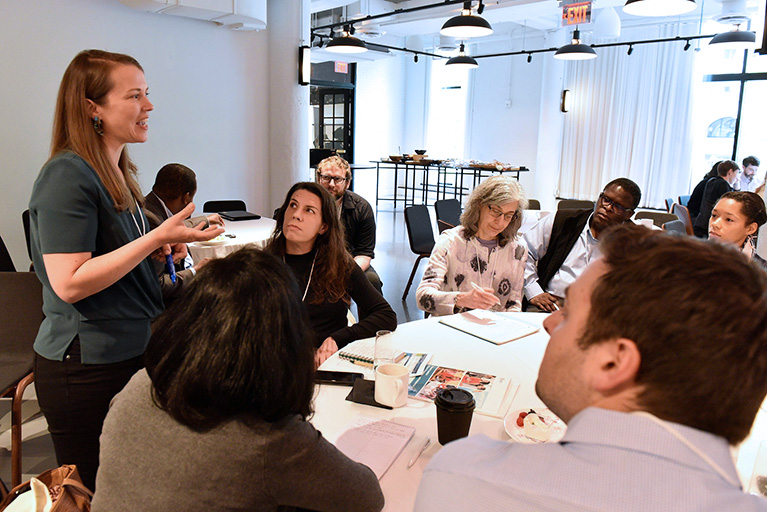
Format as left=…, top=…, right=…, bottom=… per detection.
left=92, top=116, right=104, bottom=136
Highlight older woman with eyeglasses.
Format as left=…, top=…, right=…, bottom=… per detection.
left=416, top=176, right=528, bottom=316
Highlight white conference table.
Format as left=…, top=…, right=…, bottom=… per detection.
left=314, top=312, right=767, bottom=511
left=187, top=217, right=276, bottom=261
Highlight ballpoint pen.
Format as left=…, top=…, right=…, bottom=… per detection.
left=166, top=254, right=177, bottom=284
left=408, top=437, right=431, bottom=468
left=471, top=282, right=501, bottom=305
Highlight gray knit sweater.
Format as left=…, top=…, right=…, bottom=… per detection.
left=91, top=370, right=384, bottom=512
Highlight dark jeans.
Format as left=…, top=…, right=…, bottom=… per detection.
left=34, top=338, right=143, bottom=491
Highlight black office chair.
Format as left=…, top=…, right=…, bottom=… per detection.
left=662, top=219, right=687, bottom=235
left=22, top=209, right=32, bottom=264
left=203, top=200, right=246, bottom=213
left=557, top=199, right=595, bottom=210
left=0, top=235, right=16, bottom=272
left=403, top=205, right=435, bottom=301
left=527, top=199, right=541, bottom=210
left=635, top=211, right=679, bottom=228
left=434, top=199, right=461, bottom=232
left=0, top=272, right=44, bottom=488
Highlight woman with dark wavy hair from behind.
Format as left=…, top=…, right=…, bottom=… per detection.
left=267, top=182, right=396, bottom=366
left=91, top=248, right=384, bottom=512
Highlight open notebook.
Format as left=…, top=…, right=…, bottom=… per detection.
left=438, top=310, right=539, bottom=345
left=333, top=417, right=415, bottom=479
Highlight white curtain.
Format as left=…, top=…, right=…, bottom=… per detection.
left=558, top=24, right=697, bottom=209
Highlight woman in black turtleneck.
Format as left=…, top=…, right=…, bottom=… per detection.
left=266, top=182, right=396, bottom=366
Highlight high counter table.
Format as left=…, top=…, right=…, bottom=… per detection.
left=314, top=312, right=767, bottom=511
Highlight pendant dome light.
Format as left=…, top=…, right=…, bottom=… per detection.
left=709, top=24, right=757, bottom=49
left=441, top=1, right=493, bottom=39
left=623, top=0, right=697, bottom=17
left=326, top=25, right=367, bottom=54
left=446, top=43, right=479, bottom=68
left=554, top=29, right=597, bottom=60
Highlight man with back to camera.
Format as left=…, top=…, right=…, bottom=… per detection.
left=415, top=225, right=767, bottom=511
left=315, top=155, right=383, bottom=297
left=737, top=156, right=761, bottom=192
left=693, top=160, right=740, bottom=238
left=522, top=178, right=641, bottom=312
left=144, top=163, right=223, bottom=301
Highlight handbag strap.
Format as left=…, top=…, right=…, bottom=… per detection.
left=61, top=478, right=93, bottom=498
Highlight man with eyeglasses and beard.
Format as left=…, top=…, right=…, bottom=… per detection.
left=315, top=155, right=383, bottom=297
left=522, top=178, right=641, bottom=312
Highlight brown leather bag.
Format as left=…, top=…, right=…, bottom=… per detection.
left=0, top=465, right=92, bottom=512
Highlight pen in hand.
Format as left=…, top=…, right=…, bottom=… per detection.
left=166, top=254, right=177, bottom=284
left=470, top=282, right=501, bottom=306
left=408, top=437, right=431, bottom=468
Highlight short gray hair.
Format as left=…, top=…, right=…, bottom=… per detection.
left=461, top=175, right=527, bottom=247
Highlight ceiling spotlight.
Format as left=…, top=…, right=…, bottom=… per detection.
left=441, top=1, right=493, bottom=39
left=623, top=0, right=697, bottom=17
left=554, top=28, right=597, bottom=60
left=627, top=45, right=634, bottom=55
left=709, top=24, right=757, bottom=50
left=527, top=53, right=532, bottom=63
left=326, top=25, right=367, bottom=54
left=684, top=39, right=691, bottom=51
left=446, top=43, right=479, bottom=68
left=414, top=54, right=419, bottom=63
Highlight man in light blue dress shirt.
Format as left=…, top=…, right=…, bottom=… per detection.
left=415, top=225, right=767, bottom=511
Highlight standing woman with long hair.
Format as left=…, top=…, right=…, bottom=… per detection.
left=266, top=182, right=396, bottom=365
left=28, top=50, right=222, bottom=489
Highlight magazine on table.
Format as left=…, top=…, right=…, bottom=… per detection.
left=408, top=364, right=517, bottom=418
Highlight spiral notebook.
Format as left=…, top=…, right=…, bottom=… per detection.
left=338, top=339, right=406, bottom=367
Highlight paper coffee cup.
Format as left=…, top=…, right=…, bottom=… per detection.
left=435, top=388, right=475, bottom=445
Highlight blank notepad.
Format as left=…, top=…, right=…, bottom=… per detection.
left=333, top=417, right=416, bottom=479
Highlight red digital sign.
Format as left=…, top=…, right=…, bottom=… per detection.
left=562, top=1, right=591, bottom=26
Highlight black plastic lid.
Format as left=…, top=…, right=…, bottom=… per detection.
left=435, top=388, right=475, bottom=411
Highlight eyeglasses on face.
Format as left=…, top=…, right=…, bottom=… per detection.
left=598, top=193, right=631, bottom=214
left=487, top=205, right=519, bottom=222
left=318, top=174, right=349, bottom=185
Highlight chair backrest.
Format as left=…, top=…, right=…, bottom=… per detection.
left=527, top=199, right=541, bottom=211
left=0, top=272, right=43, bottom=357
left=558, top=199, right=595, bottom=210
left=404, top=205, right=436, bottom=256
left=671, top=203, right=694, bottom=236
left=437, top=219, right=455, bottom=234
left=678, top=194, right=691, bottom=207
left=662, top=219, right=687, bottom=235
left=434, top=199, right=461, bottom=228
left=664, top=198, right=674, bottom=213
left=634, top=211, right=679, bottom=228
left=0, top=234, right=15, bottom=272
left=22, top=210, right=32, bottom=262
left=203, top=200, right=247, bottom=213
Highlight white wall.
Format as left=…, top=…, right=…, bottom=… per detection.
left=0, top=0, right=271, bottom=269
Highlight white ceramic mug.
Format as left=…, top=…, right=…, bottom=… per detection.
left=374, top=363, right=409, bottom=408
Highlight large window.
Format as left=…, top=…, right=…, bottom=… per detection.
left=424, top=57, right=470, bottom=159
left=689, top=20, right=767, bottom=183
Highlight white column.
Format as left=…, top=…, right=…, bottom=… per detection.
left=268, top=0, right=311, bottom=210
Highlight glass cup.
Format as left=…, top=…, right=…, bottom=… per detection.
left=748, top=441, right=767, bottom=497
left=374, top=330, right=395, bottom=370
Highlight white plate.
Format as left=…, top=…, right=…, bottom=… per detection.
left=194, top=238, right=228, bottom=247
left=504, top=407, right=566, bottom=444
